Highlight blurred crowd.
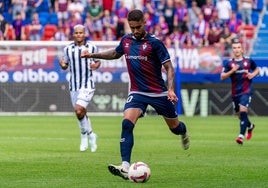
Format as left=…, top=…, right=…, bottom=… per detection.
left=0, top=0, right=262, bottom=56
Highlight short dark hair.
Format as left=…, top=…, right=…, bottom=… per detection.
left=127, top=9, right=144, bottom=22
left=232, top=38, right=241, bottom=44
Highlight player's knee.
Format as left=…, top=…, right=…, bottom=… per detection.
left=122, top=119, right=134, bottom=132
left=75, top=108, right=85, bottom=120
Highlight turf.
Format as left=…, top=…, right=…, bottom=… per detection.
left=0, top=115, right=267, bottom=188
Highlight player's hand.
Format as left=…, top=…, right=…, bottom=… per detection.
left=247, top=72, right=254, bottom=80
left=167, top=90, right=178, bottom=102
left=232, top=64, right=239, bottom=73
left=59, top=57, right=68, bottom=70
left=90, top=61, right=101, bottom=70
left=81, top=50, right=92, bottom=58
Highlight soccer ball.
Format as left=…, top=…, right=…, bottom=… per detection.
left=128, top=161, right=151, bottom=183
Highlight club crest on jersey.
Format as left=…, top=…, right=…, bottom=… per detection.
left=243, top=61, right=248, bottom=67
left=125, top=43, right=130, bottom=48
left=143, top=43, right=147, bottom=50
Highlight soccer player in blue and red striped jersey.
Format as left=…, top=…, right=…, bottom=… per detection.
left=221, top=38, right=259, bottom=145
left=81, top=9, right=190, bottom=180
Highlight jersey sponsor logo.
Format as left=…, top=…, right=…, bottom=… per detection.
left=125, top=55, right=148, bottom=61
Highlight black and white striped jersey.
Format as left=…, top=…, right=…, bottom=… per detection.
left=63, top=41, right=99, bottom=91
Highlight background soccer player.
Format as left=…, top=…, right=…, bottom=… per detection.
left=81, top=9, right=190, bottom=180
left=59, top=24, right=100, bottom=152
left=221, top=38, right=259, bottom=145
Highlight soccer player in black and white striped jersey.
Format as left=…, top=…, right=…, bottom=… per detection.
left=59, top=24, right=101, bottom=152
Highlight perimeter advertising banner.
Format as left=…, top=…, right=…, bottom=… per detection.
left=1, top=41, right=267, bottom=84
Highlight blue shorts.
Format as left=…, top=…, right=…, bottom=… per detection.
left=232, top=94, right=252, bottom=113
left=124, top=93, right=178, bottom=118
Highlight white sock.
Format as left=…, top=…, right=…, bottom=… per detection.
left=239, top=134, right=244, bottom=139
left=122, top=161, right=130, bottom=170
left=79, top=116, right=92, bottom=134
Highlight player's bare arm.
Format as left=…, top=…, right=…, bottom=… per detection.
left=90, top=61, right=101, bottom=70
left=247, top=67, right=260, bottom=80
left=220, top=64, right=239, bottom=80
left=163, top=61, right=178, bottom=102
left=59, top=58, right=68, bottom=70
left=81, top=48, right=122, bottom=60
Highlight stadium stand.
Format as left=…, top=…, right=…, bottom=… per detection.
left=0, top=0, right=267, bottom=58
left=251, top=9, right=268, bottom=58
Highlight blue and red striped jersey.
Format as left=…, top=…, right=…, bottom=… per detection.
left=116, top=33, right=171, bottom=94
left=223, top=57, right=258, bottom=97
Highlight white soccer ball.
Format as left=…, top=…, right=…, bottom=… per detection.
left=128, top=161, right=151, bottom=183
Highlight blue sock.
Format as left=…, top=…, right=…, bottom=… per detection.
left=240, top=112, right=251, bottom=135
left=170, top=122, right=187, bottom=135
left=120, top=119, right=134, bottom=163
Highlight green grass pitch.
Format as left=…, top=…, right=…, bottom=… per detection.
left=0, top=115, right=267, bottom=188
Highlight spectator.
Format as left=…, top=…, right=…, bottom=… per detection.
left=228, top=11, right=243, bottom=34
left=188, top=0, right=201, bottom=34
left=65, top=12, right=83, bottom=40
left=122, top=0, right=143, bottom=11
left=153, top=14, right=169, bottom=40
left=114, top=0, right=128, bottom=40
left=180, top=30, right=200, bottom=49
left=12, top=12, right=24, bottom=40
left=144, top=11, right=154, bottom=33
left=11, top=0, right=26, bottom=20
left=238, top=0, right=253, bottom=25
left=86, top=0, right=104, bottom=40
left=54, top=25, right=67, bottom=40
left=26, top=0, right=43, bottom=23
left=209, top=10, right=223, bottom=33
left=216, top=0, right=232, bottom=25
left=54, top=0, right=69, bottom=24
left=220, top=26, right=237, bottom=56
left=201, top=0, right=215, bottom=22
left=84, top=14, right=94, bottom=40
left=162, top=0, right=176, bottom=34
left=102, top=27, right=116, bottom=41
left=28, top=12, right=42, bottom=40
left=0, top=29, right=4, bottom=40
left=193, top=13, right=210, bottom=46
left=174, top=0, right=188, bottom=34
left=54, top=19, right=68, bottom=40
left=169, top=26, right=183, bottom=47
left=0, top=12, right=7, bottom=36
left=207, top=24, right=222, bottom=47
left=102, top=9, right=118, bottom=36
left=67, top=0, right=84, bottom=21
left=155, top=0, right=165, bottom=14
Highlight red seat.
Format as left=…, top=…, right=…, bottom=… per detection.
left=42, top=24, right=57, bottom=40
left=240, top=25, right=255, bottom=39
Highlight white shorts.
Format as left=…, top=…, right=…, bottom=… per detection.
left=70, top=88, right=95, bottom=108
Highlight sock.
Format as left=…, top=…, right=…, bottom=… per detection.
left=240, top=112, right=251, bottom=135
left=122, top=161, right=130, bottom=171
left=170, top=122, right=187, bottom=135
left=78, top=115, right=92, bottom=134
left=120, top=119, right=134, bottom=163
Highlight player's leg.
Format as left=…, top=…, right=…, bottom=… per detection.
left=151, top=96, right=190, bottom=150
left=233, top=97, right=244, bottom=144
left=108, top=94, right=146, bottom=180
left=239, top=94, right=255, bottom=140
left=71, top=90, right=97, bottom=152
left=235, top=94, right=254, bottom=144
